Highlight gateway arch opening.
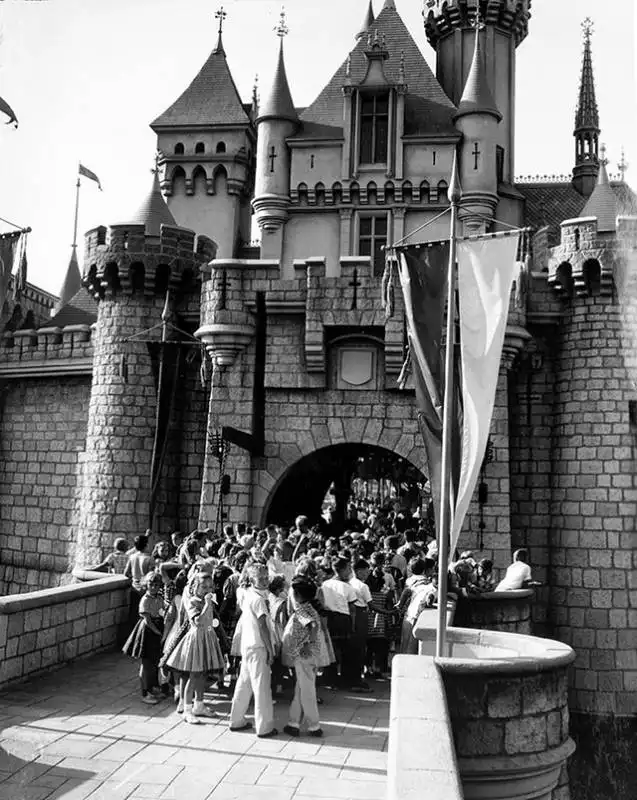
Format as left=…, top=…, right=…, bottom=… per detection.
left=264, top=443, right=431, bottom=529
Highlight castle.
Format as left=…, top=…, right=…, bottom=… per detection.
left=0, top=0, right=635, bottom=748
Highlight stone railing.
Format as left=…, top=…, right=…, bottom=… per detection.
left=0, top=574, right=129, bottom=688
left=454, top=589, right=534, bottom=635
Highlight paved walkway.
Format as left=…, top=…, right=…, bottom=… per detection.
left=0, top=652, right=389, bottom=800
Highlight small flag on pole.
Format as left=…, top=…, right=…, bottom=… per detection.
left=78, top=163, right=102, bottom=191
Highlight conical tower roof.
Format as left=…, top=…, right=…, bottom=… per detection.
left=454, top=25, right=501, bottom=122
left=258, top=38, right=298, bottom=124
left=356, top=1, right=375, bottom=40
left=575, top=23, right=599, bottom=133
left=124, top=172, right=178, bottom=236
left=151, top=32, right=250, bottom=128
left=53, top=247, right=82, bottom=316
left=581, top=155, right=618, bottom=232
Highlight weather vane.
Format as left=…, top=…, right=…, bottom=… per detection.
left=275, top=7, right=289, bottom=38
left=582, top=17, right=594, bottom=42
left=215, top=6, right=227, bottom=36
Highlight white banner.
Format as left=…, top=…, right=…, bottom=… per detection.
left=451, top=234, right=521, bottom=554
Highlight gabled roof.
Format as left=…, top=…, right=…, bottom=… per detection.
left=296, top=2, right=456, bottom=139
left=48, top=287, right=97, bottom=328
left=151, top=34, right=250, bottom=129
left=517, top=179, right=637, bottom=245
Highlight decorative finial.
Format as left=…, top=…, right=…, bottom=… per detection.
left=215, top=5, right=227, bottom=36
left=346, top=53, right=352, bottom=79
left=275, top=7, right=289, bottom=38
left=582, top=17, right=594, bottom=43
left=252, top=74, right=259, bottom=104
left=472, top=6, right=486, bottom=31
left=618, top=147, right=629, bottom=181
left=399, top=50, right=406, bottom=83
left=600, top=142, right=608, bottom=166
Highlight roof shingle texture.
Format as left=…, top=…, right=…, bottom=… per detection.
left=121, top=173, right=178, bottom=236
left=581, top=162, right=619, bottom=232
left=297, top=4, right=456, bottom=139
left=48, top=287, right=97, bottom=328
left=151, top=36, right=250, bottom=128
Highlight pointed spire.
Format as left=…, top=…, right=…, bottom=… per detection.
left=581, top=144, right=618, bottom=232
left=54, top=247, right=83, bottom=315
left=214, top=6, right=227, bottom=54
left=257, top=10, right=298, bottom=124
left=575, top=18, right=599, bottom=132
left=124, top=170, right=177, bottom=236
left=382, top=0, right=396, bottom=8
left=356, top=0, right=375, bottom=40
left=454, top=12, right=502, bottom=122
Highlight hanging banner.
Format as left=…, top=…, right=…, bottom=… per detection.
left=0, top=231, right=22, bottom=311
left=397, top=242, right=455, bottom=535
left=451, top=233, right=520, bottom=553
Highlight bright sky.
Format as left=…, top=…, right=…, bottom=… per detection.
left=0, top=0, right=635, bottom=296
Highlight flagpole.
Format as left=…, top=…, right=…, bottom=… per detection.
left=435, top=152, right=462, bottom=659
left=72, top=171, right=81, bottom=252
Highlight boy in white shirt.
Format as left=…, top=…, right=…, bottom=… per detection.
left=496, top=549, right=537, bottom=591
left=229, top=564, right=278, bottom=738
left=321, top=556, right=357, bottom=687
left=348, top=558, right=373, bottom=692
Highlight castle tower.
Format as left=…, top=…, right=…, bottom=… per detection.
left=150, top=10, right=255, bottom=259
left=572, top=19, right=601, bottom=197
left=547, top=152, right=637, bottom=718
left=74, top=173, right=215, bottom=565
left=252, top=11, right=299, bottom=259
left=453, top=16, right=502, bottom=232
left=424, top=0, right=531, bottom=186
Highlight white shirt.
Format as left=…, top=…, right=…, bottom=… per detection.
left=321, top=578, right=357, bottom=615
left=496, top=561, right=532, bottom=591
left=238, top=587, right=270, bottom=653
left=349, top=577, right=372, bottom=608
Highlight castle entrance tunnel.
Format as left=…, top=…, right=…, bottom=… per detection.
left=263, top=443, right=430, bottom=530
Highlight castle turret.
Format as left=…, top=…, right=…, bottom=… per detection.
left=572, top=19, right=600, bottom=197
left=454, top=17, right=502, bottom=231
left=355, top=0, right=375, bottom=41
left=150, top=10, right=254, bottom=258
left=424, top=0, right=531, bottom=186
left=75, top=173, right=216, bottom=565
left=53, top=247, right=82, bottom=316
left=252, top=11, right=299, bottom=257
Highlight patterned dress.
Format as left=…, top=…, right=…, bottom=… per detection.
left=165, top=595, right=224, bottom=675
left=122, top=594, right=164, bottom=661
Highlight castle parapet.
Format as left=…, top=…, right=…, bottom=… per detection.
left=0, top=324, right=95, bottom=377
left=83, top=223, right=216, bottom=300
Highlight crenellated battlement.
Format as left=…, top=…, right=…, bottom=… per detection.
left=0, top=324, right=94, bottom=377
left=548, top=215, right=637, bottom=299
left=423, top=0, right=532, bottom=47
left=83, top=223, right=216, bottom=301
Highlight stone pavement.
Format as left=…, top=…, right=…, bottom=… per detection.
left=0, top=652, right=389, bottom=800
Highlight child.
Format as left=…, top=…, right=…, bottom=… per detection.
left=229, top=563, right=278, bottom=738
left=320, top=557, right=358, bottom=688
left=125, top=534, right=154, bottom=618
left=90, top=537, right=129, bottom=574
left=164, top=571, right=225, bottom=724
left=161, top=570, right=188, bottom=702
left=473, top=558, right=496, bottom=593
left=268, top=575, right=288, bottom=697
left=366, top=562, right=394, bottom=678
left=348, top=558, right=373, bottom=692
left=122, top=571, right=165, bottom=705
left=282, top=577, right=323, bottom=738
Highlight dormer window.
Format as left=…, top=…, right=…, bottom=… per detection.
left=360, top=93, right=389, bottom=165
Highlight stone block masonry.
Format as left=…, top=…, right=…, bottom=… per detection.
left=0, top=377, right=91, bottom=594
left=0, top=574, right=129, bottom=688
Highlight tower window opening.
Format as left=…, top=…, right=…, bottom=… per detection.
left=359, top=214, right=388, bottom=277
left=359, top=93, right=389, bottom=165
left=496, top=146, right=505, bottom=184
left=216, top=141, right=226, bottom=154
left=174, top=143, right=185, bottom=155
left=574, top=228, right=581, bottom=250
left=195, top=142, right=205, bottom=154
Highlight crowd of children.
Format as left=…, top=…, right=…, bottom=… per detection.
left=102, top=505, right=538, bottom=737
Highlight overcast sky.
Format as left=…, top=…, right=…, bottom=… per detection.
left=0, top=0, right=635, bottom=296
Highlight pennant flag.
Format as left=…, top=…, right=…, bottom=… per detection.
left=0, top=231, right=22, bottom=311
left=0, top=95, right=18, bottom=128
left=397, top=242, right=461, bottom=536
left=79, top=163, right=102, bottom=190
left=451, top=233, right=521, bottom=554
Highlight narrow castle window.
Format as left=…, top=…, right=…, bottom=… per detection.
left=359, top=93, right=389, bottom=165
left=195, top=142, right=205, bottom=154
left=496, top=146, right=505, bottom=184
left=174, top=143, right=185, bottom=155
left=359, top=214, right=388, bottom=277
left=216, top=142, right=226, bottom=154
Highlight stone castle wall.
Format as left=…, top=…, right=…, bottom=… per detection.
left=0, top=377, right=91, bottom=594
